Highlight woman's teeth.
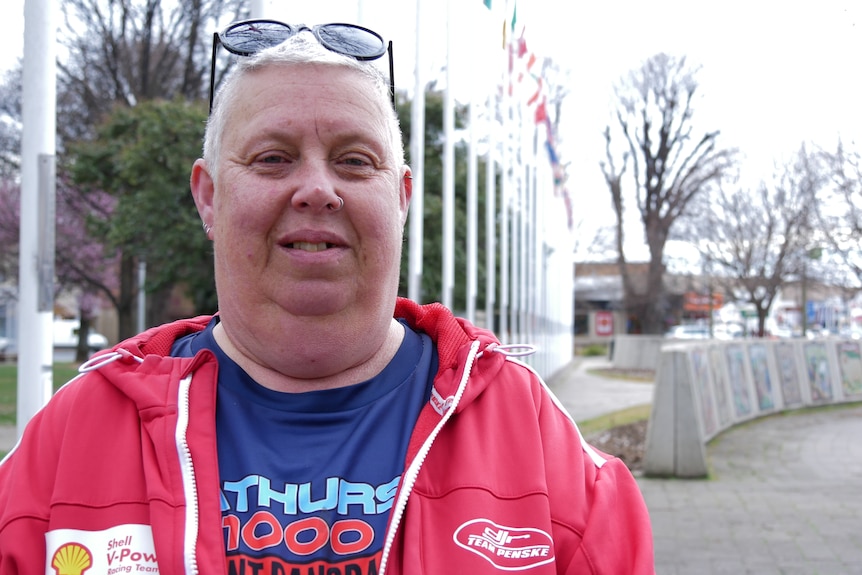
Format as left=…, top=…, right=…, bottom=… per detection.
left=290, top=242, right=330, bottom=252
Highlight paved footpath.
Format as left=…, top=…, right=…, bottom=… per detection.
left=546, top=356, right=655, bottom=423
left=0, top=424, right=16, bottom=454
left=638, top=404, right=862, bottom=575
left=548, top=357, right=862, bottom=575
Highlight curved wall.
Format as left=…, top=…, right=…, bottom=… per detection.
left=643, top=338, right=862, bottom=477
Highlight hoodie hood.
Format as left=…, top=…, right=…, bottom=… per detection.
left=88, top=303, right=505, bottom=415
left=75, top=315, right=216, bottom=415
left=393, top=298, right=507, bottom=413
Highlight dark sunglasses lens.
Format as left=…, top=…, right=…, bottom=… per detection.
left=222, top=21, right=293, bottom=56
left=317, top=24, right=386, bottom=60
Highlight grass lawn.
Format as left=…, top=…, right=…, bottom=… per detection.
left=0, top=363, right=80, bottom=426
left=576, top=403, right=652, bottom=436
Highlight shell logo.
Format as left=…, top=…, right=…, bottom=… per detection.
left=51, top=543, right=93, bottom=575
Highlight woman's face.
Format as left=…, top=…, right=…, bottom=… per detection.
left=191, top=63, right=411, bottom=375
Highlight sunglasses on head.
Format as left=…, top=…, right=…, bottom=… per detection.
left=208, top=19, right=395, bottom=113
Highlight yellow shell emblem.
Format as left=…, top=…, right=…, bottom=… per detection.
left=51, top=543, right=93, bottom=575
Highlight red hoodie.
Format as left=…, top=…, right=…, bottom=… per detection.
left=0, top=299, right=654, bottom=574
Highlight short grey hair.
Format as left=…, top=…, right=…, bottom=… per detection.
left=203, top=31, right=403, bottom=182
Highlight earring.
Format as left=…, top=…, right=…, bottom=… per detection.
left=202, top=222, right=212, bottom=235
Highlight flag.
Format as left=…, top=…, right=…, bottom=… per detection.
left=534, top=99, right=547, bottom=123
left=479, top=0, right=506, bottom=49
left=503, top=1, right=518, bottom=46
left=527, top=77, right=542, bottom=106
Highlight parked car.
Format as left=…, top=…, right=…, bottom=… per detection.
left=840, top=326, right=862, bottom=340
left=665, top=324, right=710, bottom=339
left=53, top=319, right=110, bottom=361
left=766, top=325, right=795, bottom=338
left=0, top=336, right=10, bottom=360
left=0, top=322, right=109, bottom=362
left=713, top=323, right=744, bottom=340
left=666, top=323, right=743, bottom=340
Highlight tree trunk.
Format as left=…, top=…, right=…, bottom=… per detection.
left=757, top=306, right=768, bottom=338
left=74, top=316, right=92, bottom=363
left=117, top=252, right=137, bottom=341
left=640, top=257, right=667, bottom=334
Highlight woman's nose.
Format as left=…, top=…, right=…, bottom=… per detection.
left=290, top=162, right=343, bottom=213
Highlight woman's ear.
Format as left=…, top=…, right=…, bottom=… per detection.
left=400, top=168, right=413, bottom=225
left=190, top=158, right=215, bottom=234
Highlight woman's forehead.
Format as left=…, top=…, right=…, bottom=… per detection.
left=223, top=66, right=393, bottom=146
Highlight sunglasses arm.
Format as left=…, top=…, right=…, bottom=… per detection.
left=388, top=41, right=396, bottom=109
left=209, top=32, right=219, bottom=113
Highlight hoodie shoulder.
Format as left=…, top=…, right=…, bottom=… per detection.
left=113, top=315, right=215, bottom=357
left=395, top=298, right=499, bottom=368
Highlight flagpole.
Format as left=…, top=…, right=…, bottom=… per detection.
left=499, top=11, right=511, bottom=343
left=441, top=0, right=455, bottom=310
left=482, top=0, right=499, bottom=333
left=484, top=90, right=497, bottom=331
left=408, top=0, right=425, bottom=303
left=466, top=82, right=479, bottom=323
left=249, top=0, right=265, bottom=17
left=510, top=148, right=520, bottom=342
left=17, top=0, right=57, bottom=436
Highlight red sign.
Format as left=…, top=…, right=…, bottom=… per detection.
left=595, top=311, right=614, bottom=337
left=683, top=292, right=723, bottom=312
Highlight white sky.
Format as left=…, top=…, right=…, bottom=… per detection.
left=5, top=0, right=862, bottom=262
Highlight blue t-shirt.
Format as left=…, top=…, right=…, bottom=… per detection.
left=172, top=318, right=436, bottom=573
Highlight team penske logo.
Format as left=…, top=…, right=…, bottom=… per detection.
left=453, top=518, right=554, bottom=570
left=430, top=386, right=454, bottom=416
left=51, top=543, right=93, bottom=575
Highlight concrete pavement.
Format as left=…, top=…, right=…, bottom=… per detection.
left=639, top=405, right=862, bottom=574
left=546, top=355, right=655, bottom=422
left=0, top=425, right=15, bottom=454
left=549, top=356, right=862, bottom=575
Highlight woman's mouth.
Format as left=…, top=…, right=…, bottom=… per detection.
left=287, top=241, right=335, bottom=252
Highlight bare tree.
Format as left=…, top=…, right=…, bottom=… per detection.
left=601, top=53, right=736, bottom=334
left=0, top=67, right=22, bottom=179
left=698, top=145, right=824, bottom=336
left=57, top=0, right=244, bottom=143
left=818, top=141, right=862, bottom=283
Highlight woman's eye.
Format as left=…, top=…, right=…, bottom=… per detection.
left=342, top=156, right=372, bottom=168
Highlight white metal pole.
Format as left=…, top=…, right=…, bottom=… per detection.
left=17, top=0, right=57, bottom=437
left=522, top=163, right=528, bottom=346
left=484, top=92, right=496, bottom=331
left=499, top=43, right=511, bottom=343
left=510, top=159, right=520, bottom=341
left=408, top=0, right=426, bottom=303
left=524, top=132, right=536, bottom=347
left=466, top=95, right=478, bottom=323
left=441, top=0, right=455, bottom=309
left=356, top=0, right=365, bottom=26
left=249, top=0, right=266, bottom=17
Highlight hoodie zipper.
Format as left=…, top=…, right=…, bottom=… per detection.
left=176, top=373, right=200, bottom=575
left=377, top=339, right=482, bottom=575
left=80, top=349, right=202, bottom=572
